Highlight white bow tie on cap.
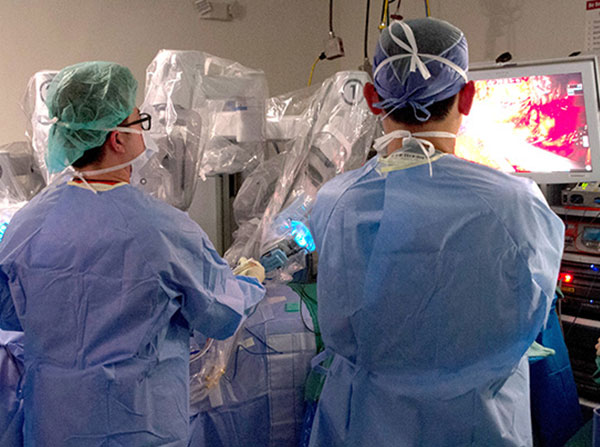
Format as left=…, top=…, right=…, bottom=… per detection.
left=374, top=129, right=457, bottom=177
left=373, top=21, right=468, bottom=84
left=390, top=21, right=431, bottom=80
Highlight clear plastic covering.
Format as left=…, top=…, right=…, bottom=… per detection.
left=200, top=73, right=268, bottom=177
left=0, top=142, right=46, bottom=203
left=225, top=71, right=377, bottom=280
left=136, top=51, right=204, bottom=210
left=140, top=50, right=268, bottom=202
left=0, top=199, right=26, bottom=244
left=0, top=142, right=41, bottom=243
left=23, top=70, right=59, bottom=185
left=233, top=153, right=287, bottom=225
left=189, top=330, right=239, bottom=405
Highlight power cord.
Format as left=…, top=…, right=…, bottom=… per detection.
left=379, top=0, right=389, bottom=30
left=308, top=53, right=327, bottom=86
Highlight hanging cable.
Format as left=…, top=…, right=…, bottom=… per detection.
left=359, top=0, right=373, bottom=75
left=364, top=0, right=371, bottom=59
left=308, top=53, right=326, bottom=86
left=424, top=0, right=431, bottom=17
left=379, top=0, right=389, bottom=30
left=308, top=56, right=320, bottom=86
left=386, top=0, right=391, bottom=24
left=329, top=0, right=334, bottom=34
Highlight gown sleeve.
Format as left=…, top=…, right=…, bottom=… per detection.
left=158, top=221, right=265, bottom=340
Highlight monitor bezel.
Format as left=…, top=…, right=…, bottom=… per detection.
left=465, top=56, right=600, bottom=184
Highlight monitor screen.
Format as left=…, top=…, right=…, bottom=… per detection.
left=583, top=226, right=600, bottom=243
left=455, top=57, right=600, bottom=184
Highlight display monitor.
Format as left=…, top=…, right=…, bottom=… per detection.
left=455, top=56, right=600, bottom=184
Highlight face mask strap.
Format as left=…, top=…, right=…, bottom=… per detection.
left=51, top=166, right=99, bottom=195
left=374, top=129, right=457, bottom=177
left=72, top=149, right=151, bottom=179
left=71, top=130, right=156, bottom=179
left=72, top=170, right=99, bottom=194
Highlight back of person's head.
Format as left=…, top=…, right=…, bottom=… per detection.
left=372, top=18, right=469, bottom=125
left=45, top=61, right=138, bottom=173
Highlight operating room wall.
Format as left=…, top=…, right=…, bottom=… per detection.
left=338, top=1, right=585, bottom=71
left=0, top=0, right=342, bottom=251
left=0, top=0, right=340, bottom=145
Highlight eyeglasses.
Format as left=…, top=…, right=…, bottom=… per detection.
left=122, top=112, right=152, bottom=131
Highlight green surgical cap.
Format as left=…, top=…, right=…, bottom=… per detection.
left=45, top=61, right=138, bottom=173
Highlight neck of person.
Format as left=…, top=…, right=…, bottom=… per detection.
left=382, top=117, right=459, bottom=157
left=75, top=155, right=132, bottom=184
left=77, top=167, right=132, bottom=184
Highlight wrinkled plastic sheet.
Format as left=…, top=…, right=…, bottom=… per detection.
left=23, top=70, right=58, bottom=186
left=225, top=71, right=377, bottom=281
left=0, top=196, right=28, bottom=244
left=0, top=142, right=45, bottom=203
left=133, top=49, right=268, bottom=209
left=143, top=50, right=268, bottom=185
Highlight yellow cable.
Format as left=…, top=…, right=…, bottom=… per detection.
left=425, top=0, right=431, bottom=17
left=379, top=0, right=389, bottom=30
left=308, top=55, right=321, bottom=87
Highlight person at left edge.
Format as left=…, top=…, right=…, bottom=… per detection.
left=0, top=61, right=265, bottom=446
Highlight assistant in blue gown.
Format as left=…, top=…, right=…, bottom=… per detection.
left=308, top=149, right=564, bottom=446
left=307, top=17, right=565, bottom=446
left=0, top=180, right=264, bottom=446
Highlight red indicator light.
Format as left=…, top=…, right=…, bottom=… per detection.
left=561, top=273, right=573, bottom=283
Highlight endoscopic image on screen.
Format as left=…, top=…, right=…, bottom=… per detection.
left=455, top=73, right=591, bottom=174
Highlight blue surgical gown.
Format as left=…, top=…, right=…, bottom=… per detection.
left=308, top=153, right=565, bottom=446
left=0, top=330, right=24, bottom=447
left=0, top=181, right=264, bottom=446
left=529, top=297, right=582, bottom=446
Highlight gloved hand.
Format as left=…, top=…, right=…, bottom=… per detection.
left=526, top=341, right=555, bottom=363
left=233, top=257, right=265, bottom=283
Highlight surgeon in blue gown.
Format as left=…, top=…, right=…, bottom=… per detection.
left=308, top=18, right=565, bottom=447
left=0, top=61, right=265, bottom=446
